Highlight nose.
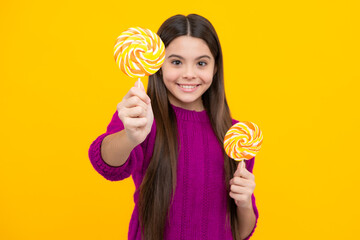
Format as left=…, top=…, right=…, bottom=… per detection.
left=182, top=65, right=196, bottom=79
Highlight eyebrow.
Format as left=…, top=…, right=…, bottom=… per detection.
left=168, top=54, right=211, bottom=60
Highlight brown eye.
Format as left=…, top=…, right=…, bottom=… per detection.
left=171, top=60, right=181, bottom=65
left=198, top=61, right=207, bottom=66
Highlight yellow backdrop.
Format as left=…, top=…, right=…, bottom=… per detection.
left=1, top=0, right=359, bottom=239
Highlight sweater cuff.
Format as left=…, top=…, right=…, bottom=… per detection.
left=88, top=131, right=133, bottom=181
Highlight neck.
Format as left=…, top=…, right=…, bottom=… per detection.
left=169, top=99, right=204, bottom=112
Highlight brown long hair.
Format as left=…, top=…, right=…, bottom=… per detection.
left=138, top=14, right=240, bottom=240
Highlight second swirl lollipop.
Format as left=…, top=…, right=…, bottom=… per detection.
left=224, top=121, right=263, bottom=165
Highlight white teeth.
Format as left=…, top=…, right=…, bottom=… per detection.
left=179, top=85, right=197, bottom=89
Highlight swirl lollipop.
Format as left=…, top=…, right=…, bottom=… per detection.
left=113, top=27, right=165, bottom=87
left=224, top=121, right=263, bottom=169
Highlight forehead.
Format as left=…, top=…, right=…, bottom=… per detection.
left=165, top=36, right=213, bottom=58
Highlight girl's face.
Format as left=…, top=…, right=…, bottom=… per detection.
left=161, top=36, right=217, bottom=111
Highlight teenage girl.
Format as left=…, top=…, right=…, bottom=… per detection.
left=89, top=13, right=259, bottom=240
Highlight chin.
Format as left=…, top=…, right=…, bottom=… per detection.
left=178, top=97, right=199, bottom=103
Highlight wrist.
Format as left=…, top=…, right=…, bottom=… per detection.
left=122, top=130, right=138, bottom=149
left=236, top=198, right=252, bottom=209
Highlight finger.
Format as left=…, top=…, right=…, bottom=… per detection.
left=238, top=160, right=246, bottom=171
left=229, top=191, right=241, bottom=199
left=137, top=79, right=146, bottom=91
left=126, top=106, right=147, bottom=118
left=239, top=167, right=254, bottom=180
left=230, top=177, right=248, bottom=187
left=233, top=162, right=243, bottom=177
left=230, top=184, right=247, bottom=194
left=123, top=86, right=151, bottom=104
left=229, top=192, right=251, bottom=205
left=123, top=96, right=148, bottom=110
left=234, top=162, right=254, bottom=180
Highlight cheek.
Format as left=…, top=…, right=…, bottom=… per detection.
left=163, top=70, right=180, bottom=83
left=198, top=71, right=214, bottom=84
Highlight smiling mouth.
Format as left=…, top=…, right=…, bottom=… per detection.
left=177, top=84, right=201, bottom=89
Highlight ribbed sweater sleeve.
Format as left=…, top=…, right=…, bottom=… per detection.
left=88, top=111, right=145, bottom=181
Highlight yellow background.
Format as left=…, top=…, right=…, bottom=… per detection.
left=1, top=0, right=359, bottom=239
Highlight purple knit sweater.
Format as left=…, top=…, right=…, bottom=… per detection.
left=88, top=103, right=259, bottom=240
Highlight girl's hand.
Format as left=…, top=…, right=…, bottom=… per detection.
left=229, top=162, right=256, bottom=208
left=117, top=80, right=154, bottom=147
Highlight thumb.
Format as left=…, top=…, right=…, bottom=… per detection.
left=234, top=161, right=244, bottom=177
left=135, top=79, right=145, bottom=91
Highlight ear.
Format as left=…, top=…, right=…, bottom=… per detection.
left=214, top=65, right=217, bottom=75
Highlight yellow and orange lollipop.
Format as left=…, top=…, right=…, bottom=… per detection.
left=224, top=121, right=263, bottom=169
left=113, top=27, right=165, bottom=86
